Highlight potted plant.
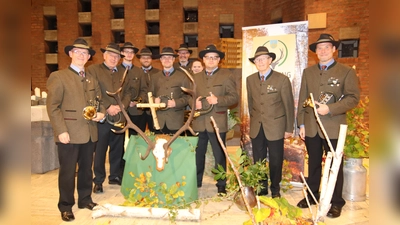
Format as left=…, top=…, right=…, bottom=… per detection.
left=342, top=96, right=369, bottom=201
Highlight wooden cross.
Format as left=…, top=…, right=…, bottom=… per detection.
left=136, top=92, right=166, bottom=130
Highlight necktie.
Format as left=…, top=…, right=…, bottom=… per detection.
left=144, top=69, right=149, bottom=73
left=261, top=75, right=265, bottom=81
left=321, top=65, right=327, bottom=70
left=79, top=71, right=85, bottom=77
left=206, top=71, right=212, bottom=76
left=110, top=68, right=116, bottom=73
left=165, top=71, right=170, bottom=77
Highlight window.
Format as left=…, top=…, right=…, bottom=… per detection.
left=338, top=39, right=359, bottom=58
left=184, top=35, right=198, bottom=47
left=220, top=25, right=234, bottom=38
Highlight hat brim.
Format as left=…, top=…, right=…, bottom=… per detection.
left=136, top=54, right=157, bottom=59
left=199, top=49, right=225, bottom=59
left=100, top=48, right=124, bottom=58
left=64, top=45, right=96, bottom=56
left=155, top=53, right=178, bottom=59
left=249, top=52, right=276, bottom=64
left=175, top=49, right=193, bottom=54
left=121, top=46, right=139, bottom=54
left=309, top=40, right=340, bottom=52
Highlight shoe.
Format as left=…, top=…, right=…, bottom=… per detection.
left=109, top=177, right=122, bottom=185
left=327, top=205, right=342, bottom=218
left=78, top=202, right=98, bottom=210
left=93, top=184, right=103, bottom=193
left=217, top=186, right=226, bottom=196
left=297, top=197, right=317, bottom=208
left=257, top=189, right=268, bottom=196
left=272, top=193, right=281, bottom=198
left=61, top=211, right=75, bottom=222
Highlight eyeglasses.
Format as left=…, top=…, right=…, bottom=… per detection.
left=254, top=56, right=270, bottom=63
left=203, top=56, right=220, bottom=61
left=72, top=50, right=89, bottom=56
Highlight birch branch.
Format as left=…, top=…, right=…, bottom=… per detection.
left=210, top=116, right=257, bottom=225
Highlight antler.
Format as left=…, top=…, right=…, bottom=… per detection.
left=162, top=67, right=197, bottom=162
left=106, top=67, right=156, bottom=160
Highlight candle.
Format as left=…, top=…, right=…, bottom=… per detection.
left=35, top=87, right=41, bottom=97
left=41, top=91, right=47, bottom=99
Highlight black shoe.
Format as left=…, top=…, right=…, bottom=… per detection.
left=78, top=202, right=98, bottom=210
left=61, top=211, right=75, bottom=222
left=257, top=189, right=268, bottom=196
left=327, top=205, right=342, bottom=218
left=217, top=186, right=226, bottom=196
left=109, top=177, right=122, bottom=185
left=297, top=197, right=317, bottom=208
left=272, top=193, right=281, bottom=198
left=93, top=184, right=103, bottom=193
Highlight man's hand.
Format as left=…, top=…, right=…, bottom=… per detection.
left=195, top=96, right=202, bottom=109
left=154, top=97, right=161, bottom=104
left=315, top=102, right=330, bottom=115
left=92, top=112, right=105, bottom=122
left=167, top=99, right=176, bottom=108
left=206, top=92, right=218, bottom=105
left=299, top=127, right=305, bottom=140
left=58, top=132, right=70, bottom=144
left=107, top=105, right=121, bottom=116
left=129, top=101, right=137, bottom=108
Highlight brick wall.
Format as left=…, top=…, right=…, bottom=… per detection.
left=31, top=0, right=369, bottom=100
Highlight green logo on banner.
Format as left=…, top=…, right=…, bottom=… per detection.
left=263, top=40, right=288, bottom=68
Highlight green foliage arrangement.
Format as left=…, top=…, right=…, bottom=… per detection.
left=122, top=172, right=190, bottom=222
left=212, top=148, right=293, bottom=194
left=344, top=96, right=369, bottom=158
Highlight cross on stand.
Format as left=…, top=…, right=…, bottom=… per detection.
left=136, top=92, right=166, bottom=130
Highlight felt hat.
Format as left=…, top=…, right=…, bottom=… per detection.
left=100, top=43, right=124, bottom=57
left=120, top=42, right=139, bottom=54
left=309, top=33, right=340, bottom=52
left=64, top=38, right=95, bottom=56
left=248, top=46, right=276, bottom=63
left=198, top=44, right=225, bottom=59
left=175, top=43, right=193, bottom=54
left=156, top=47, right=178, bottom=58
left=136, top=48, right=156, bottom=59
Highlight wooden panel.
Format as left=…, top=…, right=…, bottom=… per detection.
left=145, top=34, right=160, bottom=47
left=111, top=19, right=125, bottom=31
left=43, top=6, right=56, bottom=16
left=145, top=9, right=159, bottom=22
left=44, top=30, right=57, bottom=41
left=308, top=13, right=326, bottom=29
left=183, top=0, right=198, bottom=9
left=339, top=27, right=361, bottom=40
left=78, top=12, right=91, bottom=24
left=45, top=53, right=58, bottom=64
left=183, top=22, right=198, bottom=35
left=219, top=14, right=234, bottom=25
left=110, top=0, right=124, bottom=7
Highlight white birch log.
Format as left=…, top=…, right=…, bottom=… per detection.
left=91, top=203, right=201, bottom=221
left=319, top=152, right=333, bottom=201
left=316, top=124, right=347, bottom=222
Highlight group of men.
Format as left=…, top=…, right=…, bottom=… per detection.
left=46, top=32, right=359, bottom=222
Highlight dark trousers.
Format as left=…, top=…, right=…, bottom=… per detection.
left=305, top=134, right=345, bottom=207
left=128, top=113, right=146, bottom=137
left=251, top=126, right=284, bottom=195
left=93, top=122, right=124, bottom=184
left=196, top=130, right=227, bottom=188
left=145, top=112, right=154, bottom=132
left=153, top=124, right=178, bottom=135
left=57, top=141, right=95, bottom=212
